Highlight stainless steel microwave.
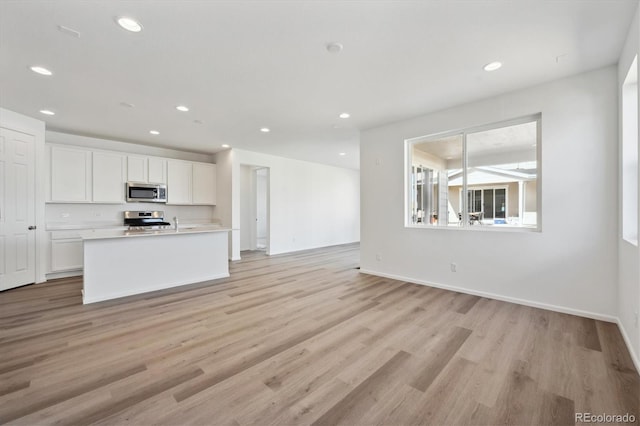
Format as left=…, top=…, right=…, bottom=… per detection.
left=126, top=182, right=167, bottom=203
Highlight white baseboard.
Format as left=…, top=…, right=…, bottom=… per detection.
left=359, top=269, right=618, bottom=323
left=616, top=318, right=640, bottom=375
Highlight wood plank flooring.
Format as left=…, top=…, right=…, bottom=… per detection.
left=0, top=243, right=638, bottom=425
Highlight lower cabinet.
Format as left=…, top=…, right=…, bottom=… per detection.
left=47, top=231, right=84, bottom=272
left=50, top=237, right=83, bottom=272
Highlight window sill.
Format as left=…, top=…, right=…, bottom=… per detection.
left=405, top=223, right=540, bottom=233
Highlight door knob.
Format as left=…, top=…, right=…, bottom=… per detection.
left=28, top=225, right=37, bottom=230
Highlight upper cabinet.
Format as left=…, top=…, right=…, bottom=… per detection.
left=167, top=160, right=192, bottom=205
left=148, top=157, right=167, bottom=184
left=48, top=143, right=214, bottom=205
left=127, top=155, right=167, bottom=184
left=192, top=163, right=217, bottom=205
left=92, top=152, right=126, bottom=203
left=49, top=145, right=92, bottom=202
left=127, top=156, right=147, bottom=183
left=167, top=161, right=216, bottom=205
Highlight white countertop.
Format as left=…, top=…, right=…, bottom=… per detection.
left=47, top=222, right=127, bottom=231
left=80, top=226, right=231, bottom=240
left=47, top=221, right=221, bottom=231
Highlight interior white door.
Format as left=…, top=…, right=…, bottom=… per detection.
left=0, top=127, right=36, bottom=291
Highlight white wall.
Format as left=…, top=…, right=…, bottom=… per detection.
left=0, top=108, right=46, bottom=283
left=225, top=148, right=360, bottom=259
left=361, top=66, right=619, bottom=321
left=215, top=149, right=236, bottom=259
left=618, top=5, right=640, bottom=371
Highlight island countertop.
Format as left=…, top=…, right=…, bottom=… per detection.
left=79, top=226, right=231, bottom=240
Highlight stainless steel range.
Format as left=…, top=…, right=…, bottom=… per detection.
left=124, top=210, right=171, bottom=231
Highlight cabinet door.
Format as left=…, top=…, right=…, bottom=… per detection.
left=50, top=145, right=92, bottom=202
left=127, top=156, right=148, bottom=183
left=51, top=239, right=83, bottom=271
left=192, top=163, right=217, bottom=205
left=148, top=157, right=167, bottom=184
left=93, top=152, right=126, bottom=203
left=167, top=160, right=192, bottom=204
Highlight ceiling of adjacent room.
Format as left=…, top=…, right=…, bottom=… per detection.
left=0, top=0, right=636, bottom=170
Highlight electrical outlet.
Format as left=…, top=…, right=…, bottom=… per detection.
left=376, top=254, right=382, bottom=261
left=450, top=263, right=457, bottom=272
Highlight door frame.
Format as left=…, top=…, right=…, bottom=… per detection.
left=0, top=108, right=46, bottom=285
left=251, top=167, right=269, bottom=254
left=239, top=163, right=270, bottom=256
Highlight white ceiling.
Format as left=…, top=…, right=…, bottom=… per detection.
left=0, top=0, right=636, bottom=170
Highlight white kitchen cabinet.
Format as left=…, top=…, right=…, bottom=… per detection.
left=49, top=145, right=92, bottom=202
left=93, top=152, right=126, bottom=203
left=192, top=163, right=217, bottom=205
left=50, top=232, right=83, bottom=272
left=147, top=157, right=167, bottom=184
left=127, top=156, right=166, bottom=184
left=127, top=156, right=148, bottom=183
left=167, top=160, right=192, bottom=204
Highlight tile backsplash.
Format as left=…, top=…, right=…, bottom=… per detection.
left=46, top=203, right=216, bottom=227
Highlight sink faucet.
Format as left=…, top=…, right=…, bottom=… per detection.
left=174, top=216, right=179, bottom=230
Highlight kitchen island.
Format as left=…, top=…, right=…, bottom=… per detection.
left=81, top=226, right=230, bottom=304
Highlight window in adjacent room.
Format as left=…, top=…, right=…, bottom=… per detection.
left=406, top=115, right=540, bottom=230
left=622, top=56, right=638, bottom=246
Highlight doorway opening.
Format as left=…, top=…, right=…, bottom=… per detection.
left=240, top=164, right=270, bottom=255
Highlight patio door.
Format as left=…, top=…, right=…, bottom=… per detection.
left=463, top=187, right=507, bottom=220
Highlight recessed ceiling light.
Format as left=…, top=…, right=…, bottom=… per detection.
left=40, top=109, right=55, bottom=115
left=339, top=113, right=350, bottom=119
left=30, top=66, right=52, bottom=76
left=326, top=42, right=343, bottom=53
left=339, top=152, right=346, bottom=156
left=483, top=61, right=502, bottom=71
left=176, top=105, right=189, bottom=112
left=260, top=127, right=270, bottom=133
left=222, top=144, right=230, bottom=148
left=120, top=101, right=135, bottom=108
left=116, top=16, right=143, bottom=32
left=149, top=130, right=160, bottom=135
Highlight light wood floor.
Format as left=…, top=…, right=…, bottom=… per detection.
left=1, top=243, right=638, bottom=425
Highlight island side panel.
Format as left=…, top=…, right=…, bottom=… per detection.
left=83, top=231, right=229, bottom=304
